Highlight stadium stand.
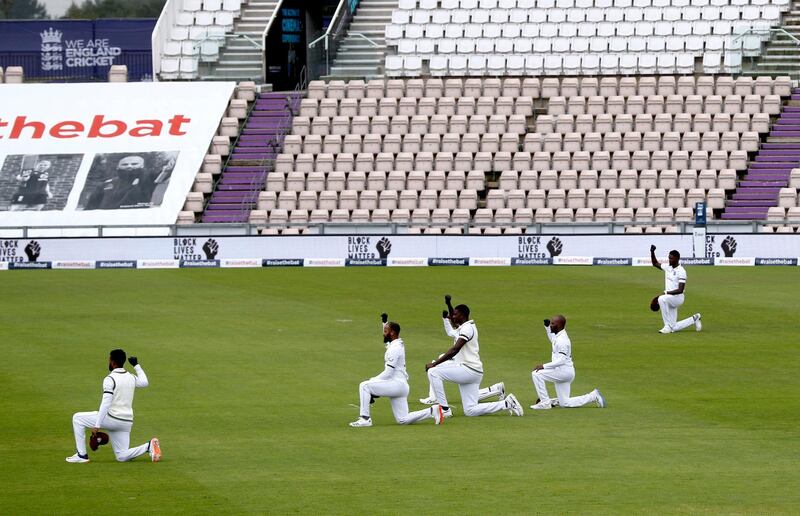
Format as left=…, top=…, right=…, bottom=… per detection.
left=241, top=75, right=796, bottom=234
left=384, top=0, right=791, bottom=77
left=154, top=0, right=278, bottom=81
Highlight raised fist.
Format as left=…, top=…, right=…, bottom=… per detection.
left=546, top=237, right=562, bottom=257
left=445, top=295, right=452, bottom=303
left=376, top=237, right=391, bottom=259
left=442, top=310, right=449, bottom=318
left=721, top=236, right=737, bottom=257
left=202, top=238, right=219, bottom=259
left=381, top=313, right=388, bottom=324
left=544, top=319, right=550, bottom=327
left=650, top=245, right=656, bottom=252
left=128, top=356, right=138, bottom=367
left=24, top=241, right=41, bottom=262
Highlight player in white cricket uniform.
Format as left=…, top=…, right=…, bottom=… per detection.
left=350, top=317, right=441, bottom=427
left=650, top=246, right=702, bottom=334
left=530, top=315, right=605, bottom=410
left=425, top=304, right=524, bottom=421
left=418, top=303, right=505, bottom=405
left=66, top=349, right=161, bottom=463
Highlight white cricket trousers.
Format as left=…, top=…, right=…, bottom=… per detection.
left=358, top=379, right=433, bottom=424
left=658, top=294, right=695, bottom=331
left=427, top=362, right=507, bottom=416
left=72, top=411, right=149, bottom=461
left=531, top=367, right=596, bottom=408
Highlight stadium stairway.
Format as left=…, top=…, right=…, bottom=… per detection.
left=745, top=0, right=800, bottom=80
left=722, top=87, right=800, bottom=220
left=201, top=0, right=279, bottom=81
left=201, top=91, right=301, bottom=223
left=325, top=0, right=396, bottom=80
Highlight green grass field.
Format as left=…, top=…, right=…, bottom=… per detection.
left=1, top=266, right=798, bottom=514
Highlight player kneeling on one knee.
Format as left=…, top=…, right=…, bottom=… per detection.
left=530, top=315, right=605, bottom=410
left=425, top=303, right=523, bottom=420
left=649, top=245, right=702, bottom=334
left=350, top=315, right=441, bottom=427
left=66, top=349, right=161, bottom=463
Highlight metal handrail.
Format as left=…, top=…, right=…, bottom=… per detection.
left=3, top=219, right=796, bottom=238
left=347, top=33, right=380, bottom=47
left=732, top=27, right=800, bottom=46
left=309, top=0, right=349, bottom=50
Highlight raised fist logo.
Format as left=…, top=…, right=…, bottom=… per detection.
left=721, top=236, right=737, bottom=257
left=546, top=237, right=562, bottom=257
left=24, top=241, right=41, bottom=262
left=376, top=237, right=392, bottom=259
left=202, top=238, right=219, bottom=259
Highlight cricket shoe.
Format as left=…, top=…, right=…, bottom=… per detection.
left=493, top=382, right=506, bottom=401
left=593, top=389, right=606, bottom=408
left=694, top=313, right=702, bottom=332
left=419, top=396, right=437, bottom=405
left=349, top=417, right=373, bottom=427
left=149, top=437, right=162, bottom=462
left=505, top=393, right=524, bottom=416
left=65, top=452, right=89, bottom=463
left=658, top=326, right=673, bottom=334
left=432, top=405, right=453, bottom=425
left=530, top=400, right=552, bottom=410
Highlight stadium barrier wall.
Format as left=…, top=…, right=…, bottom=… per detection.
left=0, top=81, right=235, bottom=227
left=0, top=19, right=155, bottom=82
left=0, top=234, right=798, bottom=269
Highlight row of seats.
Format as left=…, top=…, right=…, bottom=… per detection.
left=160, top=57, right=201, bottom=80
left=258, top=187, right=727, bottom=211
left=546, top=95, right=780, bottom=115
left=395, top=35, right=748, bottom=54
left=299, top=93, right=780, bottom=118
left=536, top=113, right=770, bottom=133
left=181, top=0, right=240, bottom=12
left=385, top=52, right=741, bottom=76
left=275, top=150, right=748, bottom=174
left=306, top=76, right=790, bottom=100
left=248, top=206, right=703, bottom=227
left=398, top=0, right=788, bottom=11
left=264, top=169, right=737, bottom=192
left=299, top=96, right=534, bottom=117
left=525, top=131, right=761, bottom=151
left=290, top=114, right=528, bottom=136
left=255, top=225, right=690, bottom=235
left=174, top=10, right=234, bottom=28
left=390, top=6, right=782, bottom=25
left=162, top=40, right=223, bottom=62
left=282, top=131, right=760, bottom=155
left=284, top=133, right=524, bottom=154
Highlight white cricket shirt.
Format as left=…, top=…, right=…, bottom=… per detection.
left=381, top=338, right=409, bottom=382
left=453, top=320, right=483, bottom=373
left=544, top=328, right=574, bottom=369
left=661, top=263, right=687, bottom=292
left=103, top=365, right=148, bottom=422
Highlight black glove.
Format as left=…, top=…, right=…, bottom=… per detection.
left=128, top=356, right=138, bottom=367
left=543, top=319, right=550, bottom=328
left=370, top=395, right=380, bottom=404
left=650, top=245, right=656, bottom=252
left=381, top=313, right=388, bottom=324
left=444, top=295, right=451, bottom=303
left=442, top=310, right=449, bottom=318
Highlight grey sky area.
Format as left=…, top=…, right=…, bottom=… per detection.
left=41, top=0, right=75, bottom=17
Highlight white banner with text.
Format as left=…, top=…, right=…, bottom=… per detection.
left=0, top=82, right=235, bottom=227
left=0, top=234, right=798, bottom=269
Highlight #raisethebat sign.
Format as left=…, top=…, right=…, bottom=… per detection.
left=0, top=82, right=235, bottom=227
